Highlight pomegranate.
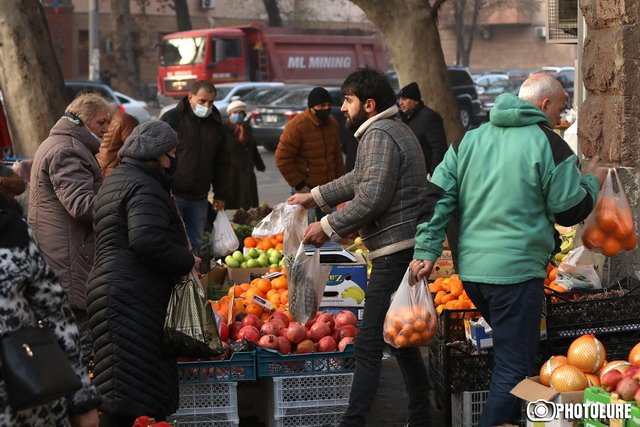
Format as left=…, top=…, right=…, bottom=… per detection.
left=338, top=325, right=359, bottom=340
left=276, top=336, right=292, bottom=354
left=316, top=313, right=336, bottom=331
left=258, top=334, right=280, bottom=350
left=278, top=326, right=288, bottom=337
left=242, top=315, right=264, bottom=330
left=219, top=321, right=229, bottom=342
left=286, top=322, right=307, bottom=345
left=338, top=336, right=354, bottom=351
left=305, top=313, right=320, bottom=329
left=269, top=318, right=286, bottom=331
left=295, top=339, right=316, bottom=354
left=260, top=321, right=282, bottom=337
left=615, top=377, right=639, bottom=401
left=310, top=321, right=331, bottom=342
left=335, top=310, right=357, bottom=328
left=601, top=369, right=624, bottom=392
left=270, top=311, right=290, bottom=328
left=318, top=336, right=338, bottom=352
left=229, top=321, right=244, bottom=341
left=238, top=325, right=260, bottom=343
left=306, top=329, right=313, bottom=341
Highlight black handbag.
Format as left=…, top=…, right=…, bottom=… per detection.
left=0, top=325, right=82, bottom=410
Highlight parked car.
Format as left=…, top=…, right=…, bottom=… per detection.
left=386, top=68, right=483, bottom=129
left=474, top=73, right=509, bottom=95
left=64, top=81, right=122, bottom=107
left=478, top=78, right=527, bottom=116
left=158, top=81, right=284, bottom=117
left=114, top=91, right=152, bottom=123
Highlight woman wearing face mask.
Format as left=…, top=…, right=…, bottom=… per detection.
left=28, top=92, right=114, bottom=368
left=86, top=121, right=197, bottom=426
left=222, top=100, right=266, bottom=209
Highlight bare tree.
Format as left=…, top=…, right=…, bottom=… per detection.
left=110, top=0, right=144, bottom=98
left=349, top=0, right=464, bottom=143
left=0, top=0, right=67, bottom=157
left=263, top=0, right=283, bottom=27
left=174, top=0, right=192, bottom=31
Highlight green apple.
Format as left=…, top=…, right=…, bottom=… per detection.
left=224, top=255, right=234, bottom=265
left=246, top=258, right=259, bottom=268
left=278, top=259, right=284, bottom=267
left=270, top=263, right=279, bottom=268
left=267, top=248, right=275, bottom=255
left=271, top=250, right=282, bottom=261
left=226, top=258, right=240, bottom=268
left=240, top=261, right=248, bottom=268
left=257, top=254, right=269, bottom=267
left=269, top=255, right=280, bottom=265
left=247, top=248, right=260, bottom=259
left=232, top=251, right=245, bottom=263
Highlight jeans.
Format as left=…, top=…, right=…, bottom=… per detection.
left=175, top=196, right=208, bottom=248
left=341, top=249, right=431, bottom=427
left=463, top=279, right=544, bottom=427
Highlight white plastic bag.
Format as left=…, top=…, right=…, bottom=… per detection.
left=210, top=211, right=239, bottom=258
left=555, top=246, right=602, bottom=291
left=383, top=268, right=437, bottom=348
left=252, top=203, right=307, bottom=255
left=285, top=243, right=331, bottom=324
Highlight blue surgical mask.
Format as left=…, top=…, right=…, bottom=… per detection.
left=230, top=113, right=244, bottom=124
left=193, top=103, right=212, bottom=118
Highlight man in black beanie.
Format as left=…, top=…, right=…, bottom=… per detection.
left=398, top=82, right=447, bottom=178
left=275, top=86, right=345, bottom=221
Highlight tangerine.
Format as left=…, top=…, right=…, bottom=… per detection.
left=414, top=319, right=428, bottom=332
left=280, top=290, right=289, bottom=305
left=244, top=236, right=257, bottom=248
left=614, top=209, right=634, bottom=239
left=429, top=282, right=444, bottom=293
left=252, top=278, right=272, bottom=293
left=601, top=237, right=622, bottom=257
left=596, top=209, right=618, bottom=232
left=257, top=240, right=272, bottom=251
left=385, top=327, right=398, bottom=341
left=276, top=232, right=285, bottom=243
left=394, top=335, right=408, bottom=348
left=585, top=227, right=607, bottom=248
left=268, top=294, right=281, bottom=305
left=409, top=332, right=422, bottom=345
left=434, top=291, right=447, bottom=305
left=271, top=276, right=288, bottom=290
left=622, top=233, right=638, bottom=251
left=245, top=303, right=263, bottom=317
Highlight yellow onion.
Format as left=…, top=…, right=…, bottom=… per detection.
left=567, top=334, right=606, bottom=373
left=599, top=360, right=633, bottom=382
left=585, top=373, right=600, bottom=387
left=550, top=364, right=589, bottom=392
left=540, top=355, right=569, bottom=387
left=629, top=343, right=640, bottom=366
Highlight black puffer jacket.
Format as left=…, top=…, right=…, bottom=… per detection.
left=86, top=158, right=194, bottom=419
left=401, top=102, right=447, bottom=176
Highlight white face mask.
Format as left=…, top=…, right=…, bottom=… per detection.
left=193, top=103, right=212, bottom=118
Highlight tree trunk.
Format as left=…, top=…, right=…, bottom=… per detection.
left=0, top=0, right=67, bottom=157
left=454, top=0, right=466, bottom=66
left=263, top=0, right=283, bottom=27
left=174, top=0, right=192, bottom=31
left=110, top=0, right=143, bottom=98
left=461, top=0, right=482, bottom=67
left=350, top=0, right=465, bottom=144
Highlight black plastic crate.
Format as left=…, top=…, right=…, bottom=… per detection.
left=435, top=309, right=481, bottom=343
left=545, top=276, right=640, bottom=338
left=545, top=329, right=640, bottom=363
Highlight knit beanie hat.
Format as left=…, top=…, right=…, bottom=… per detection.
left=398, top=82, right=421, bottom=101
left=307, top=87, right=332, bottom=108
left=117, top=120, right=177, bottom=161
left=226, top=100, right=247, bottom=115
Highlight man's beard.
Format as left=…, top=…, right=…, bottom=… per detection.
left=345, top=106, right=368, bottom=132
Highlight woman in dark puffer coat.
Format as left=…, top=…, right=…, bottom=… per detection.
left=86, top=121, right=196, bottom=426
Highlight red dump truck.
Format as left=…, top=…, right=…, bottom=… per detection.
left=157, top=23, right=389, bottom=98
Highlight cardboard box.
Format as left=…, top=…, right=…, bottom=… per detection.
left=227, top=267, right=270, bottom=285
left=429, top=250, right=454, bottom=280
left=511, top=376, right=583, bottom=427
left=464, top=316, right=547, bottom=350
left=321, top=253, right=368, bottom=307
left=583, top=386, right=636, bottom=427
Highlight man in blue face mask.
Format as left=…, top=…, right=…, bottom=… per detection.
left=160, top=80, right=230, bottom=249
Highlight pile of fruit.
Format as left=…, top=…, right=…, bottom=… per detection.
left=428, top=274, right=476, bottom=316
left=384, top=306, right=435, bottom=348
left=224, top=247, right=284, bottom=269
left=582, top=194, right=637, bottom=257
left=539, top=333, right=640, bottom=403
left=226, top=310, right=358, bottom=355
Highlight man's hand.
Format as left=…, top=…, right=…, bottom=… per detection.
left=410, top=259, right=434, bottom=281
left=303, top=222, right=329, bottom=247
left=287, top=192, right=317, bottom=208
left=193, top=255, right=202, bottom=271
left=71, top=409, right=99, bottom=427
left=212, top=199, right=225, bottom=211
left=583, top=155, right=608, bottom=188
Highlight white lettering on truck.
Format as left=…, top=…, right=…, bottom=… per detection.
left=287, top=57, right=306, bottom=69
left=287, top=56, right=352, bottom=69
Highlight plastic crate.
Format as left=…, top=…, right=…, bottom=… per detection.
left=451, top=390, right=488, bottom=427
left=436, top=309, right=481, bottom=343
left=171, top=382, right=239, bottom=426
left=545, top=276, right=640, bottom=338
left=269, top=405, right=348, bottom=427
left=257, top=344, right=355, bottom=377
left=177, top=351, right=256, bottom=383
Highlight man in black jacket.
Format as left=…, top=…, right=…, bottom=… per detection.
left=160, top=80, right=229, bottom=248
left=398, top=82, right=447, bottom=177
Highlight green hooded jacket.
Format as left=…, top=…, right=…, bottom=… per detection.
left=414, top=93, right=599, bottom=284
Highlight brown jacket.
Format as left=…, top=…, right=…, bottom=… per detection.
left=275, top=109, right=345, bottom=189
left=28, top=117, right=103, bottom=311
left=96, top=110, right=139, bottom=177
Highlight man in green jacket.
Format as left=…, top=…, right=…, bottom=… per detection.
left=411, top=73, right=605, bottom=427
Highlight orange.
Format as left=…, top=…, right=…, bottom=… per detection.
left=414, top=319, right=428, bottom=332
left=401, top=323, right=415, bottom=337
left=260, top=312, right=272, bottom=322
left=441, top=293, right=457, bottom=304
left=548, top=268, right=558, bottom=282
left=275, top=243, right=284, bottom=251
left=244, top=236, right=257, bottom=248
left=245, top=303, right=263, bottom=317
left=269, top=237, right=279, bottom=247
left=450, top=282, right=464, bottom=298
left=276, top=232, right=285, bottom=243
left=429, top=282, right=444, bottom=293
left=459, top=291, right=470, bottom=301
left=596, top=209, right=618, bottom=232
left=240, top=283, right=251, bottom=292
left=233, top=286, right=244, bottom=297
left=385, top=327, right=398, bottom=341
left=257, top=240, right=272, bottom=251
left=622, top=233, right=638, bottom=251
left=266, top=289, right=278, bottom=299
left=394, top=335, right=408, bottom=348
left=268, top=293, right=281, bottom=305
left=436, top=305, right=445, bottom=315
left=601, top=237, right=622, bottom=257
left=614, top=209, right=634, bottom=239
left=268, top=267, right=280, bottom=273
left=271, top=276, right=288, bottom=290
left=585, top=227, right=607, bottom=248
left=279, top=290, right=288, bottom=305
left=434, top=291, right=447, bottom=306
left=252, top=278, right=272, bottom=293
left=409, top=332, right=422, bottom=345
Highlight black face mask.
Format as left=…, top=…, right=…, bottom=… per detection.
left=313, top=108, right=331, bottom=122
left=164, top=154, right=177, bottom=175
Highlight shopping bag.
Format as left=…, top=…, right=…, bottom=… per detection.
left=210, top=210, right=239, bottom=258
left=163, top=272, right=222, bottom=358
left=555, top=246, right=602, bottom=291
left=383, top=267, right=437, bottom=348
left=284, top=243, right=331, bottom=324
left=582, top=168, right=637, bottom=256
left=252, top=203, right=307, bottom=255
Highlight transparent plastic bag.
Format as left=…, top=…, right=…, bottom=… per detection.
left=555, top=246, right=602, bottom=291
left=383, top=268, right=437, bottom=348
left=252, top=203, right=307, bottom=255
left=211, top=211, right=239, bottom=258
left=582, top=168, right=638, bottom=256
left=284, top=243, right=331, bottom=324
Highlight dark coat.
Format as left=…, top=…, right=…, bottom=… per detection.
left=86, top=158, right=194, bottom=419
left=223, top=122, right=265, bottom=210
left=160, top=97, right=229, bottom=201
left=401, top=102, right=447, bottom=176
